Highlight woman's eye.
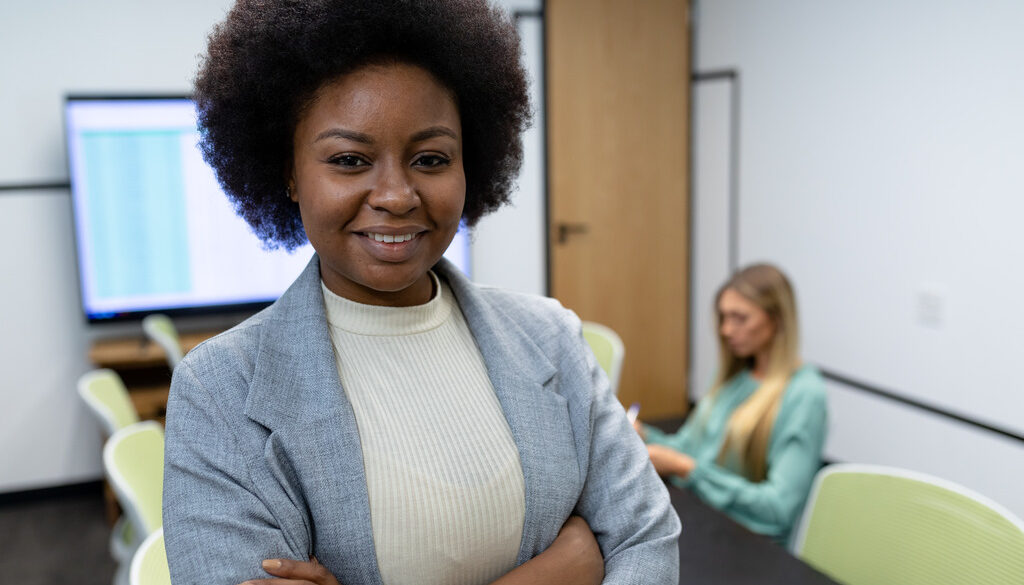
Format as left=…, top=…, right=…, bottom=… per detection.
left=329, top=154, right=368, bottom=167
left=413, top=154, right=451, bottom=169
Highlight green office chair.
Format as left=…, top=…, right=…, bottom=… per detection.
left=104, top=421, right=166, bottom=585
left=78, top=369, right=140, bottom=437
left=582, top=321, right=625, bottom=395
left=77, top=368, right=141, bottom=569
left=130, top=528, right=170, bottom=585
left=142, top=313, right=183, bottom=370
left=791, top=463, right=1024, bottom=585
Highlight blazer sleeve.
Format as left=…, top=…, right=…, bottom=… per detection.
left=162, top=357, right=309, bottom=585
left=679, top=378, right=827, bottom=541
left=567, top=318, right=681, bottom=584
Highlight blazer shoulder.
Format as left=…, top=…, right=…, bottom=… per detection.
left=183, top=310, right=268, bottom=373
left=170, top=309, right=273, bottom=415
left=474, top=287, right=587, bottom=354
left=475, top=285, right=578, bottom=329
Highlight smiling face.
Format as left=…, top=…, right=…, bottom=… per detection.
left=717, top=288, right=777, bottom=360
left=289, top=62, right=466, bottom=306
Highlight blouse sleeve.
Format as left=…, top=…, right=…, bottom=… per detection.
left=641, top=398, right=709, bottom=455
left=679, top=378, right=828, bottom=541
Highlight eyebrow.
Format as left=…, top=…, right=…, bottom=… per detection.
left=313, top=126, right=459, bottom=144
left=410, top=126, right=459, bottom=142
left=314, top=128, right=374, bottom=144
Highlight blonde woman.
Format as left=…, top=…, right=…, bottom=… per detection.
left=637, top=264, right=827, bottom=545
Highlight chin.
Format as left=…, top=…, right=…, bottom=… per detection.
left=362, top=278, right=418, bottom=294
left=360, top=268, right=426, bottom=292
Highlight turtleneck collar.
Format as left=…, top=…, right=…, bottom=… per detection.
left=320, top=272, right=450, bottom=336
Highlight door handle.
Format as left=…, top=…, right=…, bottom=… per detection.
left=556, top=222, right=589, bottom=244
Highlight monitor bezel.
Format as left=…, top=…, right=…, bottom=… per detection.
left=64, top=93, right=285, bottom=325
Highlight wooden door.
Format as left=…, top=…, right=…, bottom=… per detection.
left=547, top=0, right=690, bottom=419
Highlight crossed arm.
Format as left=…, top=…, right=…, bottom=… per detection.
left=164, top=314, right=679, bottom=585
left=165, top=361, right=608, bottom=585
left=242, top=516, right=604, bottom=585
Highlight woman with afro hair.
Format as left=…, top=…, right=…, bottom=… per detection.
left=161, top=1, right=680, bottom=584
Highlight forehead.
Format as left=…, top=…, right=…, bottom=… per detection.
left=718, top=288, right=760, bottom=313
left=297, top=62, right=461, bottom=135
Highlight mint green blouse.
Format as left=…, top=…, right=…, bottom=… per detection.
left=644, top=365, right=827, bottom=545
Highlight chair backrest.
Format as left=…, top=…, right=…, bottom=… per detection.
left=78, top=369, right=140, bottom=437
left=104, top=421, right=165, bottom=540
left=142, top=313, right=183, bottom=370
left=130, top=527, right=170, bottom=585
left=582, top=321, right=625, bottom=395
left=791, top=463, right=1024, bottom=585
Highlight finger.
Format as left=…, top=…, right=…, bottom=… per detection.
left=261, top=558, right=335, bottom=583
left=241, top=579, right=315, bottom=585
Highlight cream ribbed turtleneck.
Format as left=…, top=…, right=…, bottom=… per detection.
left=321, top=274, right=525, bottom=585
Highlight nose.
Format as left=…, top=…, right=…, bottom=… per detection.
left=720, top=320, right=733, bottom=339
left=368, top=161, right=420, bottom=216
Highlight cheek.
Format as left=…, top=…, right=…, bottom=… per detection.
left=753, top=321, right=774, bottom=346
left=298, top=186, right=362, bottom=231
left=448, top=169, right=467, bottom=205
left=433, top=175, right=467, bottom=223
left=297, top=197, right=331, bottom=233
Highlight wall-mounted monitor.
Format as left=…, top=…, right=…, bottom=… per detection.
left=64, top=96, right=470, bottom=323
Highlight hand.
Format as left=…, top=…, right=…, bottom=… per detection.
left=646, top=444, right=696, bottom=478
left=241, top=556, right=342, bottom=585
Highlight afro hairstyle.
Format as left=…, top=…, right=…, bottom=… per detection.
left=194, top=0, right=532, bottom=250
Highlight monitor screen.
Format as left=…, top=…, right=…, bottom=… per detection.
left=64, top=96, right=471, bottom=322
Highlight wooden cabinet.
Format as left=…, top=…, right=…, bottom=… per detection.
left=88, top=331, right=220, bottom=422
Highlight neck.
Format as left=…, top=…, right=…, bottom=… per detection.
left=751, top=349, right=771, bottom=380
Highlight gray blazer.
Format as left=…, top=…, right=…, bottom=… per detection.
left=163, top=256, right=680, bottom=585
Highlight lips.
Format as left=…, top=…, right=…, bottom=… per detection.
left=354, top=229, right=426, bottom=263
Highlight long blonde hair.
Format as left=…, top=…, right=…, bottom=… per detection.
left=710, top=264, right=800, bottom=481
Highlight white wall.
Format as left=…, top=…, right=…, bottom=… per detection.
left=471, top=9, right=547, bottom=296
left=0, top=0, right=544, bottom=493
left=693, top=0, right=1024, bottom=518
left=690, top=80, right=733, bottom=401
left=0, top=190, right=98, bottom=491
left=0, top=0, right=235, bottom=493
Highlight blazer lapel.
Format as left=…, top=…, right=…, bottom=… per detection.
left=437, top=260, right=582, bottom=563
left=243, top=256, right=384, bottom=585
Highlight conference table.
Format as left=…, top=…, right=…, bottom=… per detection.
left=668, top=485, right=839, bottom=584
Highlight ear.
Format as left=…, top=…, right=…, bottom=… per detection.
left=284, top=164, right=298, bottom=203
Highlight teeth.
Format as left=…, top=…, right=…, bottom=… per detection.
left=368, top=232, right=416, bottom=243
